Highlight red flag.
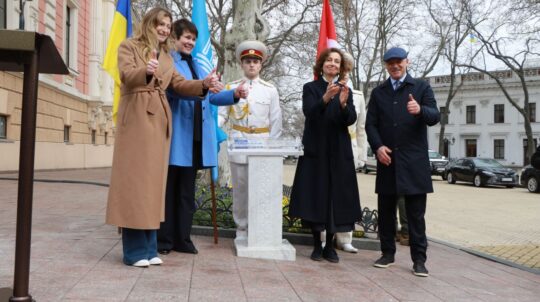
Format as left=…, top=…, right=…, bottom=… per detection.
left=317, top=0, right=339, bottom=59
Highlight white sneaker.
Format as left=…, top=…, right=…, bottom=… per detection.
left=132, top=259, right=150, bottom=267
left=340, top=243, right=358, bottom=253
left=149, top=257, right=163, bottom=265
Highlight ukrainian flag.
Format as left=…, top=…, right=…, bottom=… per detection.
left=103, top=0, right=133, bottom=124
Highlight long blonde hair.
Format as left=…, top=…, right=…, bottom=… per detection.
left=133, top=7, right=172, bottom=60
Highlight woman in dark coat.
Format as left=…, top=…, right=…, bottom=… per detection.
left=289, top=48, right=362, bottom=263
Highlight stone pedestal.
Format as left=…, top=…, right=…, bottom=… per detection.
left=229, top=145, right=302, bottom=261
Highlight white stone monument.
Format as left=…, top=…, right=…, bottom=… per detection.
left=228, top=138, right=303, bottom=261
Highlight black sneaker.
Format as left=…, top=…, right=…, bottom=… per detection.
left=310, top=245, right=323, bottom=261
left=412, top=262, right=429, bottom=277
left=373, top=255, right=395, bottom=268
left=322, top=246, right=339, bottom=263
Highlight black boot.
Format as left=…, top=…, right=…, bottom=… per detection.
left=310, top=231, right=323, bottom=261
left=323, top=232, right=339, bottom=263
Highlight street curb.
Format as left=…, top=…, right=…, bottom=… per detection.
left=428, top=236, right=540, bottom=275
left=0, top=177, right=110, bottom=187
left=191, top=225, right=381, bottom=251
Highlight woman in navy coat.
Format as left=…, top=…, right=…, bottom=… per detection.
left=157, top=19, right=246, bottom=254
left=289, top=48, right=362, bottom=263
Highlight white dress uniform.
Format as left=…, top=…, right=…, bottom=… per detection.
left=218, top=76, right=282, bottom=238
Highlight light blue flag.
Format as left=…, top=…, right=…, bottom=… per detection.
left=191, top=0, right=227, bottom=182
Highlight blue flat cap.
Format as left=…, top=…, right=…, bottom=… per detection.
left=383, top=47, right=408, bottom=61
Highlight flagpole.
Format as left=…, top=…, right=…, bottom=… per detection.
left=210, top=178, right=218, bottom=244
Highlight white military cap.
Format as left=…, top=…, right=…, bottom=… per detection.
left=235, top=40, right=267, bottom=62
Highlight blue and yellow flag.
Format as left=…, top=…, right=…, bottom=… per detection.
left=192, top=0, right=225, bottom=182
left=103, top=0, right=133, bottom=124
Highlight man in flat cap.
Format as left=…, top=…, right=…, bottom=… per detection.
left=218, top=40, right=282, bottom=241
left=366, top=47, right=440, bottom=277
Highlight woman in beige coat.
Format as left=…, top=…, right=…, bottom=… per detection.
left=106, top=7, right=217, bottom=267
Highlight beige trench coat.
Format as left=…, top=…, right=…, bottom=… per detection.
left=106, top=39, right=203, bottom=229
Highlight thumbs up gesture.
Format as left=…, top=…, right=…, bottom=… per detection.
left=407, top=94, right=421, bottom=115
left=146, top=49, right=159, bottom=75
left=203, top=68, right=223, bottom=93
left=234, top=80, right=249, bottom=99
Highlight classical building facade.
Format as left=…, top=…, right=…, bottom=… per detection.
left=0, top=0, right=117, bottom=171
left=426, top=68, right=540, bottom=167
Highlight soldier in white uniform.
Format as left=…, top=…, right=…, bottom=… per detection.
left=218, top=40, right=282, bottom=239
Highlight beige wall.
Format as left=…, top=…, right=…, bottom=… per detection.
left=0, top=141, right=113, bottom=171
left=0, top=71, right=114, bottom=172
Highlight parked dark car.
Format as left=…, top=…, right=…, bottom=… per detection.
left=520, top=165, right=540, bottom=193
left=445, top=157, right=518, bottom=188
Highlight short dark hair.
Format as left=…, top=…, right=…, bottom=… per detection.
left=313, top=48, right=347, bottom=79
left=172, top=18, right=198, bottom=39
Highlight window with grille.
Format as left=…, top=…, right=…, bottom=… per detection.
left=529, top=103, right=536, bottom=123
left=466, top=106, right=476, bottom=124
left=91, top=130, right=96, bottom=144
left=65, top=7, right=71, bottom=67
left=494, top=104, right=504, bottom=123
left=64, top=126, right=70, bottom=142
left=494, top=139, right=504, bottom=159
left=440, top=106, right=448, bottom=125
left=0, top=0, right=6, bottom=29
left=0, top=115, right=6, bottom=139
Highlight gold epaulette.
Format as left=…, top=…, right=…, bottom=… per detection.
left=226, top=79, right=243, bottom=90
left=259, top=79, right=275, bottom=88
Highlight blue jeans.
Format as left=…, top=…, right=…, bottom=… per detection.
left=122, top=228, right=158, bottom=265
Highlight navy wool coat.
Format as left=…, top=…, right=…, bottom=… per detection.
left=289, top=78, right=362, bottom=225
left=365, top=74, right=440, bottom=195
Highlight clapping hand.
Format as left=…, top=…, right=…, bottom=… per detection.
left=338, top=80, right=349, bottom=109
left=407, top=94, right=421, bottom=115
left=323, top=82, right=341, bottom=104
left=146, top=49, right=159, bottom=75
left=234, top=80, right=249, bottom=99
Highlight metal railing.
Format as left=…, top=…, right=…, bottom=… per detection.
left=193, top=184, right=378, bottom=235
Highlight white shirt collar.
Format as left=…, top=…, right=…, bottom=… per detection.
left=390, top=74, right=407, bottom=86
left=322, top=75, right=339, bottom=84
left=244, top=76, right=260, bottom=85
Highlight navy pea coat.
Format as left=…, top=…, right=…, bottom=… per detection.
left=365, top=74, right=440, bottom=195
left=289, top=78, right=362, bottom=225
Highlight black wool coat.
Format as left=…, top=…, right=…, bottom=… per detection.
left=366, top=74, right=440, bottom=195
left=289, top=78, right=362, bottom=225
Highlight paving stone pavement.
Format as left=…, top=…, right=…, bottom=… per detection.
left=471, top=245, right=540, bottom=269
left=284, top=165, right=540, bottom=272
left=0, top=168, right=539, bottom=301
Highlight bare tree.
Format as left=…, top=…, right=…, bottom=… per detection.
left=458, top=0, right=540, bottom=164
left=425, top=0, right=474, bottom=154
left=333, top=0, right=416, bottom=98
